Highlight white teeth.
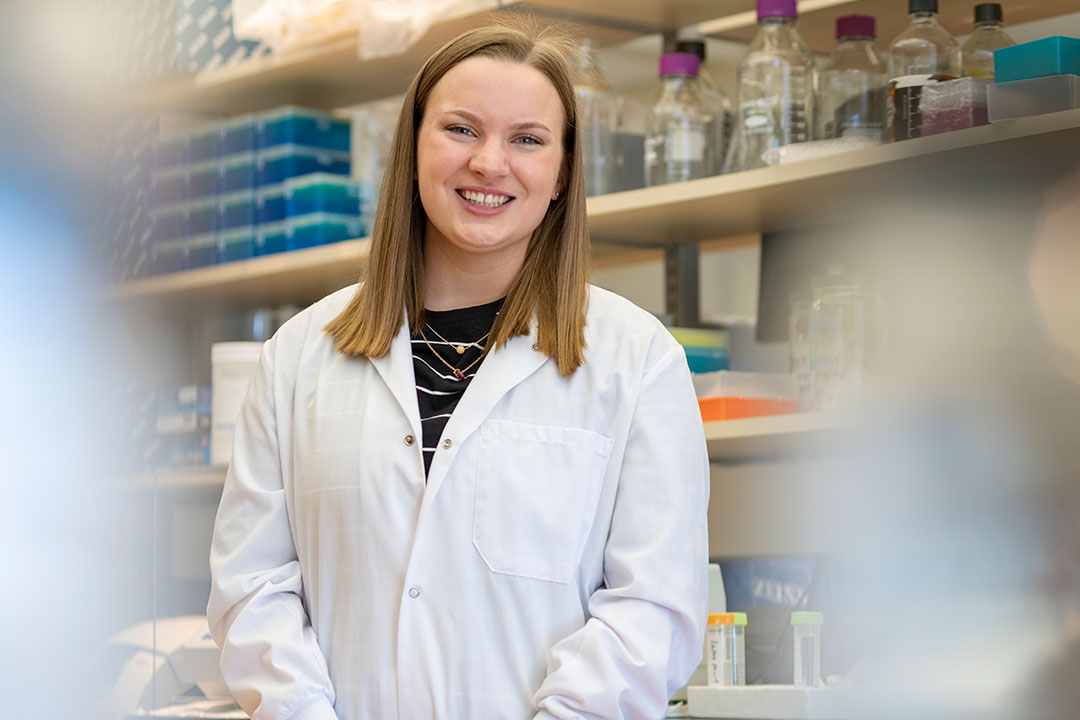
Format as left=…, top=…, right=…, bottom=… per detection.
left=460, top=190, right=511, bottom=207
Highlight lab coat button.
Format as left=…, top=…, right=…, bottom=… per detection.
left=442, top=438, right=452, bottom=449
left=404, top=434, right=414, bottom=446
left=408, top=587, right=420, bottom=598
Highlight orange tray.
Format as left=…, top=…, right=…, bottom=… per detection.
left=698, top=396, right=798, bottom=422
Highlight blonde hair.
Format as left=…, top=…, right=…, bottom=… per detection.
left=324, top=20, right=589, bottom=376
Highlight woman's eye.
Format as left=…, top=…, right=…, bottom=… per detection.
left=514, top=135, right=543, bottom=146
left=447, top=125, right=475, bottom=137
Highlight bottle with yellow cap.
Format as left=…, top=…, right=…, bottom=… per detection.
left=706, top=612, right=747, bottom=686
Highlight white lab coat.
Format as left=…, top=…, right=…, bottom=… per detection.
left=208, top=283, right=709, bottom=720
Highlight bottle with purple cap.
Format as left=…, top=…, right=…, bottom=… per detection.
left=723, top=0, right=818, bottom=173
left=818, top=15, right=887, bottom=141
left=644, top=52, right=712, bottom=186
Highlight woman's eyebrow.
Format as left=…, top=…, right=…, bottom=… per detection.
left=441, top=108, right=552, bottom=134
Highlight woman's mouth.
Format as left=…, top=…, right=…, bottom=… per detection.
left=457, top=189, right=514, bottom=208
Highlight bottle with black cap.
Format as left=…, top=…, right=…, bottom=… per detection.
left=886, top=0, right=961, bottom=141
left=675, top=38, right=733, bottom=175
left=962, top=3, right=1015, bottom=80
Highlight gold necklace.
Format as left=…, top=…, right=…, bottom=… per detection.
left=424, top=323, right=490, bottom=355
left=419, top=327, right=488, bottom=381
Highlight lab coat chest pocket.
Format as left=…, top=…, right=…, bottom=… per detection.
left=473, top=419, right=614, bottom=584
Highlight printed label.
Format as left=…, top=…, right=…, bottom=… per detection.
left=888, top=74, right=955, bottom=141
left=668, top=128, right=705, bottom=163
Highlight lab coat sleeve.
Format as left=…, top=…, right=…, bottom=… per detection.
left=207, top=335, right=338, bottom=720
left=533, top=343, right=710, bottom=719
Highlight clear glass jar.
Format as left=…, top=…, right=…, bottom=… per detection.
left=645, top=53, right=711, bottom=186
left=723, top=0, right=817, bottom=173
left=789, top=296, right=813, bottom=411
left=575, top=39, right=620, bottom=196
left=817, top=15, right=887, bottom=141
left=676, top=39, right=733, bottom=176
left=886, top=0, right=961, bottom=141
left=961, top=3, right=1015, bottom=80
left=808, top=271, right=887, bottom=411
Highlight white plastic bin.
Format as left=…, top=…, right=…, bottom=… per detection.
left=211, top=342, right=263, bottom=467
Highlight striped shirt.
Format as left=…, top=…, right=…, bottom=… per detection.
left=412, top=298, right=504, bottom=477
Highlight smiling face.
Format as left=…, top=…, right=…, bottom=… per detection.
left=416, top=56, right=567, bottom=273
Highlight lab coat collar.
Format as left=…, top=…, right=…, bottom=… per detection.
left=369, top=320, right=423, bottom=441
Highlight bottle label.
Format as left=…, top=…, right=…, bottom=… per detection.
left=888, top=73, right=956, bottom=141
left=667, top=128, right=705, bottom=163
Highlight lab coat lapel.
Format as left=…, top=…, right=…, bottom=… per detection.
left=420, top=320, right=547, bottom=518
left=369, top=320, right=422, bottom=440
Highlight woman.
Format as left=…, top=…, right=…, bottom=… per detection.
left=208, top=22, right=709, bottom=720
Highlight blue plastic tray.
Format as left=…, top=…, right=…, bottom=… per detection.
left=185, top=162, right=218, bottom=201
left=219, top=228, right=257, bottom=263
left=218, top=153, right=256, bottom=194
left=285, top=212, right=364, bottom=251
left=217, top=191, right=256, bottom=231
left=218, top=115, right=256, bottom=156
left=285, top=173, right=361, bottom=217
left=256, top=184, right=286, bottom=224
left=995, top=36, right=1080, bottom=83
left=183, top=200, right=218, bottom=238
left=256, top=106, right=351, bottom=151
left=256, top=144, right=351, bottom=186
left=257, top=222, right=287, bottom=256
left=185, top=234, right=218, bottom=270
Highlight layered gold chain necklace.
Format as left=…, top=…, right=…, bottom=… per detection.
left=419, top=325, right=490, bottom=381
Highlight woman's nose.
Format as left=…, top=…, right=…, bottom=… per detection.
left=468, top=138, right=509, bottom=177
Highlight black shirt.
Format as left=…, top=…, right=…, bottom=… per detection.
left=411, top=298, right=503, bottom=476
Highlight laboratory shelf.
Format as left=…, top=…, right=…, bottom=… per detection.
left=127, top=466, right=227, bottom=491
left=106, top=110, right=1080, bottom=307
left=123, top=0, right=1079, bottom=114
left=587, top=108, right=1080, bottom=246
left=106, top=238, right=371, bottom=310
left=704, top=412, right=853, bottom=463
left=686, top=685, right=860, bottom=720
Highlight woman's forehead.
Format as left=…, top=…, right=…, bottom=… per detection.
left=424, top=56, right=565, bottom=130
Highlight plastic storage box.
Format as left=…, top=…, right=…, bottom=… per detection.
left=219, top=227, right=257, bottom=263
left=185, top=234, right=218, bottom=270
left=988, top=74, right=1080, bottom=122
left=183, top=199, right=218, bottom=237
left=217, top=191, right=256, bottom=231
left=185, top=161, right=219, bottom=201
left=257, top=107, right=351, bottom=151
left=218, top=115, right=256, bottom=156
left=153, top=239, right=188, bottom=275
left=285, top=173, right=361, bottom=217
left=692, top=371, right=798, bottom=422
left=218, top=153, right=256, bottom=194
left=256, top=184, right=287, bottom=224
left=257, top=222, right=287, bottom=256
left=151, top=207, right=185, bottom=244
left=256, top=145, right=351, bottom=186
left=184, top=126, right=218, bottom=164
left=285, top=213, right=364, bottom=251
left=920, top=77, right=990, bottom=135
left=152, top=168, right=185, bottom=207
left=994, top=36, right=1080, bottom=83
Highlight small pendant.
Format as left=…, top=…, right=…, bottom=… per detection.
left=454, top=345, right=465, bottom=355
left=453, top=368, right=465, bottom=380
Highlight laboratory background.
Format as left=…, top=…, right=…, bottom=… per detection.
left=2, top=0, right=1079, bottom=718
